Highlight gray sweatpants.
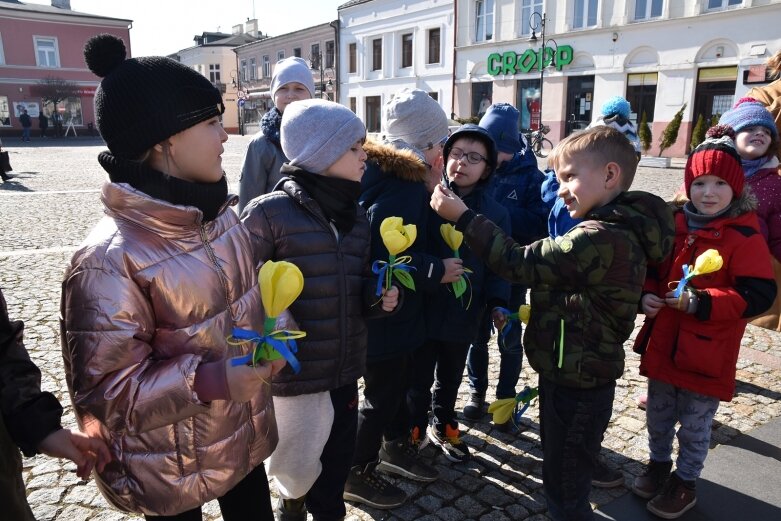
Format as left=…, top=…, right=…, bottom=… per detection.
left=646, top=378, right=720, bottom=482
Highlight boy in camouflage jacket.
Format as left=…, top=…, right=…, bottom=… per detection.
left=431, top=126, right=675, bottom=521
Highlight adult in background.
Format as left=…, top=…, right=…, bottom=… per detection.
left=19, top=109, right=32, bottom=142
left=747, top=50, right=781, bottom=159
left=38, top=112, right=48, bottom=138
left=238, top=57, right=315, bottom=211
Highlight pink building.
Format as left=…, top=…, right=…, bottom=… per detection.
left=0, top=0, right=130, bottom=138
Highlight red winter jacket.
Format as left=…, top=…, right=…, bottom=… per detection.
left=635, top=198, right=776, bottom=400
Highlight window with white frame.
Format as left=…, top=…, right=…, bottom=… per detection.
left=706, top=0, right=741, bottom=10
left=241, top=59, right=247, bottom=81
left=634, top=0, right=663, bottom=20
left=34, top=36, right=59, bottom=68
left=349, top=43, right=357, bottom=73
left=475, top=0, right=494, bottom=42
left=372, top=38, right=382, bottom=71
left=209, top=64, right=220, bottom=83
left=262, top=56, right=269, bottom=79
left=427, top=28, right=441, bottom=64
left=573, top=0, right=598, bottom=29
left=277, top=50, right=285, bottom=62
left=401, top=33, right=413, bottom=68
left=520, top=0, right=543, bottom=36
left=249, top=57, right=256, bottom=80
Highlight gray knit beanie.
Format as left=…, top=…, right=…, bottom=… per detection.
left=271, top=57, right=316, bottom=99
left=281, top=99, right=366, bottom=174
left=384, top=88, right=449, bottom=150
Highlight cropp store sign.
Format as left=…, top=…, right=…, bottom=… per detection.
left=487, top=45, right=574, bottom=76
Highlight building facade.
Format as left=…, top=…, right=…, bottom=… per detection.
left=234, top=22, right=339, bottom=135
left=338, top=0, right=454, bottom=135
left=0, top=0, right=130, bottom=138
left=171, top=22, right=262, bottom=135
left=454, top=0, right=781, bottom=156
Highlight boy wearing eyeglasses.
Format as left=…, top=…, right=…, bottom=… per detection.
left=409, top=124, right=511, bottom=463
left=430, top=126, right=676, bottom=520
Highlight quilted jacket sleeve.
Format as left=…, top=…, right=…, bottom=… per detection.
left=62, top=267, right=207, bottom=436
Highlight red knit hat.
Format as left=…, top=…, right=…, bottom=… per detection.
left=685, top=125, right=744, bottom=198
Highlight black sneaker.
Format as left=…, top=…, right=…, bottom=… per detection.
left=274, top=496, right=307, bottom=521
left=427, top=423, right=471, bottom=463
left=343, top=463, right=407, bottom=509
left=462, top=391, right=485, bottom=421
left=591, top=459, right=624, bottom=488
left=377, top=437, right=438, bottom=482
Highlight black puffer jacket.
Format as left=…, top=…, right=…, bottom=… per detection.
left=360, top=140, right=445, bottom=361
left=241, top=170, right=373, bottom=396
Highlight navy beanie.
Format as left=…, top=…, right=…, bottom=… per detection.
left=478, top=103, right=522, bottom=155
left=84, top=34, right=224, bottom=159
left=444, top=124, right=498, bottom=176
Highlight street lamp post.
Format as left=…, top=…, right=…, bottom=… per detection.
left=528, top=12, right=556, bottom=131
left=312, top=51, right=335, bottom=101
left=231, top=70, right=243, bottom=136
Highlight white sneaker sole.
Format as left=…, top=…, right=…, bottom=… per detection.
left=376, top=459, right=438, bottom=482
left=343, top=491, right=406, bottom=510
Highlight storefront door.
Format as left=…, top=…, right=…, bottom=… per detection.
left=565, top=75, right=595, bottom=135
left=693, top=66, right=737, bottom=135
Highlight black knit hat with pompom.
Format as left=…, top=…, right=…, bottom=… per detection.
left=84, top=34, right=224, bottom=159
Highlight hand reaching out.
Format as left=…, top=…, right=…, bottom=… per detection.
left=491, top=307, right=508, bottom=331
left=430, top=185, right=468, bottom=222
left=37, top=428, right=112, bottom=480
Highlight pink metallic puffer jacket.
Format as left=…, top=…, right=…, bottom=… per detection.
left=60, top=183, right=277, bottom=516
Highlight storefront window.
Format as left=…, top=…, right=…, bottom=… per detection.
left=42, top=97, right=83, bottom=126
left=472, top=82, right=493, bottom=119
left=0, top=96, right=9, bottom=126
left=517, top=79, right=541, bottom=130
left=626, top=72, right=658, bottom=123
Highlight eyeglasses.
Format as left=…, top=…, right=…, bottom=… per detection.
left=449, top=147, right=487, bottom=165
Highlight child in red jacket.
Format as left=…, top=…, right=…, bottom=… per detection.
left=632, top=126, right=776, bottom=519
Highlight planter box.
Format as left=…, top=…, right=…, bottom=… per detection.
left=639, top=156, right=672, bottom=168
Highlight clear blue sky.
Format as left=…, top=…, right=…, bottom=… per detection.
left=25, top=0, right=345, bottom=57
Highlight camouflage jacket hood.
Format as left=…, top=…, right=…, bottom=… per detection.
left=461, top=190, right=675, bottom=388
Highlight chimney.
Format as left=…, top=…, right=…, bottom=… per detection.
left=51, top=0, right=71, bottom=9
left=245, top=19, right=259, bottom=38
left=232, top=24, right=243, bottom=35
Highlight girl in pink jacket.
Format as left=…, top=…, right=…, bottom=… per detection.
left=60, top=34, right=284, bottom=520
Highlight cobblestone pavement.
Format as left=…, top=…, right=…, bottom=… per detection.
left=2, top=136, right=780, bottom=521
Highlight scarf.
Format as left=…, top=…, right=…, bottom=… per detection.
left=683, top=200, right=733, bottom=231
left=260, top=107, right=283, bottom=148
left=742, top=156, right=770, bottom=178
left=286, top=166, right=360, bottom=234
left=98, top=152, right=228, bottom=222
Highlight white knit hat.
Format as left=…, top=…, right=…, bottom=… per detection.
left=270, top=57, right=316, bottom=99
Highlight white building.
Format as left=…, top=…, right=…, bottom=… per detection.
left=172, top=21, right=263, bottom=134
left=338, top=0, right=455, bottom=134
left=453, top=0, right=781, bottom=156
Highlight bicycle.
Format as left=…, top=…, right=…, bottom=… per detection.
left=522, top=124, right=553, bottom=158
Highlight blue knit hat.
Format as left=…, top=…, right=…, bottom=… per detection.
left=478, top=103, right=522, bottom=154
left=280, top=99, right=366, bottom=174
left=719, top=97, right=777, bottom=139
left=600, top=96, right=632, bottom=119
left=271, top=57, right=316, bottom=99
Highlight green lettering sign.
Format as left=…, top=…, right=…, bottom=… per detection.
left=486, top=44, right=574, bottom=76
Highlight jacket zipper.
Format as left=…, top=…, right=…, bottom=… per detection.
left=199, top=225, right=236, bottom=323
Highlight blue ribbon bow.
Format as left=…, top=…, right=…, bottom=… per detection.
left=371, top=259, right=414, bottom=296
left=229, top=327, right=301, bottom=374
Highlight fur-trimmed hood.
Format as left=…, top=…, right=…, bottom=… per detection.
left=363, top=138, right=428, bottom=183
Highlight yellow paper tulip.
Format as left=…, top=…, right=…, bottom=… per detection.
left=519, top=304, right=531, bottom=325
left=690, top=249, right=723, bottom=277
left=380, top=217, right=417, bottom=256
left=487, top=398, right=515, bottom=425
left=440, top=223, right=463, bottom=251
left=258, top=260, right=304, bottom=318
